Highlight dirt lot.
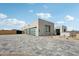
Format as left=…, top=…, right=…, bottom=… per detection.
left=0, top=34, right=79, bottom=56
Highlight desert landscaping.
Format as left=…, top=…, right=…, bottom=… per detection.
left=0, top=34, right=79, bottom=56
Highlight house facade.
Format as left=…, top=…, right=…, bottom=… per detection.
left=22, top=19, right=54, bottom=36
left=22, top=19, right=67, bottom=36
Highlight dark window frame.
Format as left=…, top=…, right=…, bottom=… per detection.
left=45, top=25, right=51, bottom=32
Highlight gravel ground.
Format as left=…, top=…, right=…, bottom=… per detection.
left=0, top=34, right=79, bottom=56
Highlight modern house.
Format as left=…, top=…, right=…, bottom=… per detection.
left=22, top=18, right=67, bottom=36
left=22, top=19, right=54, bottom=36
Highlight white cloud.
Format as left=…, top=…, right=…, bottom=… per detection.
left=0, top=13, right=27, bottom=30
left=36, top=13, right=52, bottom=19
left=64, top=15, right=74, bottom=21
left=2, top=28, right=13, bottom=30
left=0, top=18, right=26, bottom=28
left=56, top=21, right=65, bottom=24
left=0, top=13, right=7, bottom=19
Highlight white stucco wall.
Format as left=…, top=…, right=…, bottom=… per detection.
left=55, top=25, right=67, bottom=35
left=22, top=20, right=39, bottom=36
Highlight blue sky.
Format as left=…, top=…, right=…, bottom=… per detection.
left=0, top=3, right=79, bottom=31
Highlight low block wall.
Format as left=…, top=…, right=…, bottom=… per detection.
left=0, top=30, right=16, bottom=35
left=76, top=34, right=79, bottom=39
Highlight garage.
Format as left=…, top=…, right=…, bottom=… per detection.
left=56, top=29, right=60, bottom=35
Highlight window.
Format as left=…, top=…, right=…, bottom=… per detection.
left=29, top=27, right=36, bottom=35
left=45, top=25, right=50, bottom=32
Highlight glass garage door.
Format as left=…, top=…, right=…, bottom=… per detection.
left=29, top=27, right=36, bottom=36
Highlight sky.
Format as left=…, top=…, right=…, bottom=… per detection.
left=0, top=3, right=79, bottom=31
